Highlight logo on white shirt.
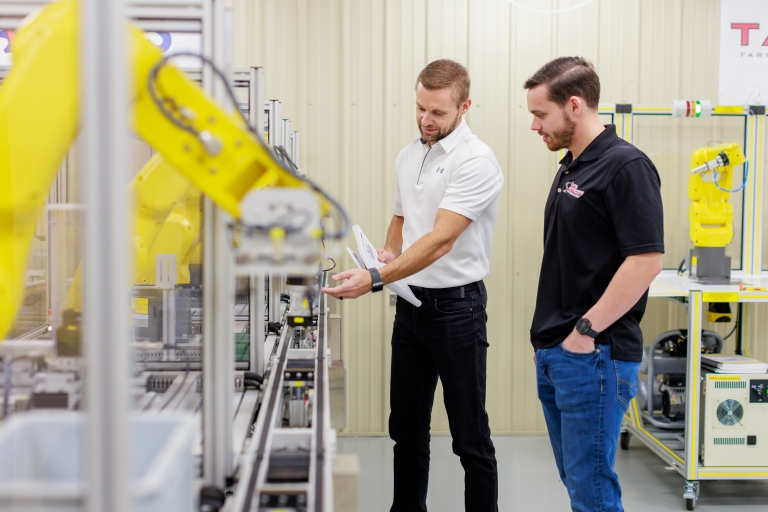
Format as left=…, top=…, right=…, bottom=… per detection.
left=435, top=167, right=445, bottom=174
left=565, top=181, right=584, bottom=198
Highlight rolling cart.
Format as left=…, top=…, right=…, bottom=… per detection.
left=622, top=274, right=768, bottom=510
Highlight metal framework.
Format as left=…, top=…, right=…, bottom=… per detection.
left=1, top=0, right=264, bottom=504
left=0, top=1, right=343, bottom=509
left=605, top=103, right=768, bottom=510
left=80, top=0, right=132, bottom=510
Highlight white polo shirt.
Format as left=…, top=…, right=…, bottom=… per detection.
left=392, top=119, right=503, bottom=288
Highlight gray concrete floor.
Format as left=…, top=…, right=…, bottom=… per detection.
left=337, top=435, right=768, bottom=511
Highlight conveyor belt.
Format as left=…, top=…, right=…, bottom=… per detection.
left=240, top=325, right=292, bottom=511
left=234, top=284, right=332, bottom=512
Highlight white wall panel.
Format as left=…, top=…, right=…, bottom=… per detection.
left=233, top=0, right=765, bottom=435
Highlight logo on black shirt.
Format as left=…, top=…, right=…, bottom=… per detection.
left=565, top=181, right=584, bottom=198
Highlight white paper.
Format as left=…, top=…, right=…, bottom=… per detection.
left=347, top=226, right=422, bottom=307
left=707, top=367, right=768, bottom=374
left=346, top=247, right=366, bottom=270
left=702, top=355, right=768, bottom=372
left=353, top=225, right=385, bottom=270
left=702, top=355, right=768, bottom=365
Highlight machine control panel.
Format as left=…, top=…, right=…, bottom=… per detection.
left=750, top=380, right=768, bottom=403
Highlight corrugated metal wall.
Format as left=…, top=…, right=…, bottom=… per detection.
left=232, top=0, right=768, bottom=435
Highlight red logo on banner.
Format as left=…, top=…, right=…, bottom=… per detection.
left=731, top=22, right=768, bottom=46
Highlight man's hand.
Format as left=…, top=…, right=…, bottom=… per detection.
left=561, top=329, right=596, bottom=354
left=377, top=249, right=396, bottom=264
left=321, top=269, right=373, bottom=300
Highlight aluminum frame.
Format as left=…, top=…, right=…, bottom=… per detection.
left=80, top=0, right=132, bottom=509
left=605, top=104, right=768, bottom=509
left=201, top=0, right=235, bottom=488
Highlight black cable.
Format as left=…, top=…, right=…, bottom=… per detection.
left=677, top=257, right=686, bottom=276
left=2, top=358, right=10, bottom=419
left=148, top=52, right=257, bottom=138
left=323, top=257, right=337, bottom=272
left=147, top=52, right=350, bottom=240
left=735, top=303, right=744, bottom=355
left=300, top=171, right=351, bottom=240
left=159, top=358, right=190, bottom=412
left=274, top=145, right=300, bottom=173
left=723, top=321, right=739, bottom=341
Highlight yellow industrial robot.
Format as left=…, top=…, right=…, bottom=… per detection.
left=688, top=143, right=747, bottom=288
left=0, top=0, right=343, bottom=345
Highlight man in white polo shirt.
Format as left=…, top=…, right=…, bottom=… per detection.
left=322, top=59, right=503, bottom=512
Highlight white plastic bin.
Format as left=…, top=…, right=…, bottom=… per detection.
left=0, top=411, right=195, bottom=512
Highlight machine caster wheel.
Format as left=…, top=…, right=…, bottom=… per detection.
left=620, top=431, right=630, bottom=450
left=683, top=479, right=700, bottom=510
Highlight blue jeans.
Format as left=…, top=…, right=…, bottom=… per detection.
left=389, top=281, right=497, bottom=512
left=535, top=343, right=640, bottom=512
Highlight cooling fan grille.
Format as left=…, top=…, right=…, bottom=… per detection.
left=716, top=399, right=744, bottom=426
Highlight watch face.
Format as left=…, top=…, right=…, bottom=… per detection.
left=576, top=318, right=591, bottom=334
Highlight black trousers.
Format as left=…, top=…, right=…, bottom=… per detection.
left=389, top=281, right=498, bottom=512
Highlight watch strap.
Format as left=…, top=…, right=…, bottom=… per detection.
left=369, top=268, right=384, bottom=293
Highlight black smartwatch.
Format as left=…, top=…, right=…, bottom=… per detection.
left=575, top=317, right=600, bottom=339
left=369, top=268, right=384, bottom=293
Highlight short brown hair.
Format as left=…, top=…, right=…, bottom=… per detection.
left=523, top=56, right=600, bottom=109
left=416, top=59, right=470, bottom=107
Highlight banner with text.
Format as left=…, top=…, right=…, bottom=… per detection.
left=720, top=0, right=768, bottom=105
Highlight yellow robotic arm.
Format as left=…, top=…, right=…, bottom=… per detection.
left=688, top=143, right=746, bottom=247
left=0, top=0, right=331, bottom=342
left=64, top=157, right=201, bottom=313
left=688, top=142, right=747, bottom=284
left=132, top=154, right=201, bottom=286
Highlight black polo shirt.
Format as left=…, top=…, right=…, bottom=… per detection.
left=530, top=125, right=664, bottom=362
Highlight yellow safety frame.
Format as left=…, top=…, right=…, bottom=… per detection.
left=619, top=103, right=768, bottom=502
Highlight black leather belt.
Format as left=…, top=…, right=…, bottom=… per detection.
left=409, top=280, right=483, bottom=300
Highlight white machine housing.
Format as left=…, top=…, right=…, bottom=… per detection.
left=701, top=373, right=768, bottom=466
left=237, top=188, right=322, bottom=274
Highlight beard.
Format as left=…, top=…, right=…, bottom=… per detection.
left=418, top=111, right=461, bottom=144
left=541, top=111, right=576, bottom=152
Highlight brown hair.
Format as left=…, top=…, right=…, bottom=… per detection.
left=416, top=59, right=471, bottom=107
left=523, top=56, right=600, bottom=109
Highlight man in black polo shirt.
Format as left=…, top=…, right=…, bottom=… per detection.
left=524, top=56, right=663, bottom=511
